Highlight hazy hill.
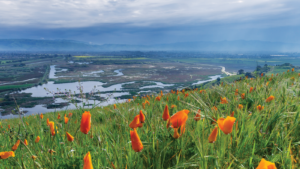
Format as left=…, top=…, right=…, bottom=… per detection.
left=0, top=39, right=298, bottom=52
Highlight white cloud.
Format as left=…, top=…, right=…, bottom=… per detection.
left=0, top=0, right=298, bottom=28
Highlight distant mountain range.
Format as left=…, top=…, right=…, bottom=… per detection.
left=0, top=39, right=298, bottom=52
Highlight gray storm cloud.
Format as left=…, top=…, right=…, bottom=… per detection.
left=0, top=0, right=299, bottom=45
left=0, top=0, right=299, bottom=28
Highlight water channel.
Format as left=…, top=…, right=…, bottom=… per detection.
left=2, top=65, right=223, bottom=118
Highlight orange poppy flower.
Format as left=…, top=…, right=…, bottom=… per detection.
left=12, top=140, right=20, bottom=151
left=208, top=126, right=218, bottom=143
left=145, top=100, right=150, bottom=105
left=235, top=89, right=238, bottom=96
left=217, top=116, right=236, bottom=134
left=35, top=136, right=40, bottom=143
left=0, top=151, right=15, bottom=159
left=8, top=124, right=10, bottom=129
left=139, top=110, right=145, bottom=123
left=66, top=132, right=74, bottom=142
left=241, top=93, right=245, bottom=99
left=194, top=109, right=201, bottom=121
left=177, top=96, right=180, bottom=101
left=256, top=158, right=277, bottom=169
left=24, top=139, right=28, bottom=146
left=80, top=111, right=91, bottom=134
left=171, top=105, right=176, bottom=109
left=130, top=128, right=143, bottom=152
left=230, top=111, right=234, bottom=117
left=166, top=97, right=169, bottom=101
left=292, top=68, right=294, bottom=72
left=261, top=73, right=264, bottom=76
left=155, top=96, right=161, bottom=101
left=291, top=77, right=295, bottom=81
left=162, top=105, right=170, bottom=121
left=238, top=104, right=243, bottom=109
left=161, top=90, right=163, bottom=96
left=180, top=123, right=186, bottom=136
left=166, top=109, right=189, bottom=129
left=176, top=90, right=179, bottom=95
left=57, top=113, right=61, bottom=119
left=184, top=93, right=189, bottom=98
left=129, top=115, right=143, bottom=129
left=142, top=103, right=146, bottom=109
left=250, top=87, right=253, bottom=93
left=266, top=82, right=269, bottom=86
left=26, top=122, right=29, bottom=126
left=220, top=97, right=228, bottom=104
left=64, top=117, right=69, bottom=124
left=47, top=118, right=49, bottom=126
left=287, top=69, right=290, bottom=73
left=68, top=112, right=73, bottom=117
left=199, top=90, right=206, bottom=94
left=257, top=105, right=264, bottom=111
left=64, top=114, right=67, bottom=117
left=40, top=113, right=43, bottom=119
left=212, top=106, right=218, bottom=111
left=83, top=151, right=94, bottom=169
left=113, top=104, right=117, bottom=109
left=173, top=128, right=180, bottom=139
left=31, top=155, right=37, bottom=160
left=49, top=121, right=55, bottom=136
left=266, top=95, right=275, bottom=103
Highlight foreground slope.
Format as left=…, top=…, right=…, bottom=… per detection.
left=1, top=70, right=300, bottom=168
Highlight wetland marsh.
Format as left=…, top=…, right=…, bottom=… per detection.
left=1, top=51, right=299, bottom=118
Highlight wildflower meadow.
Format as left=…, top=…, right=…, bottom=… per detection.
left=0, top=70, right=299, bottom=168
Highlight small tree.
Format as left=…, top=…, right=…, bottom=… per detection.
left=238, top=69, right=244, bottom=75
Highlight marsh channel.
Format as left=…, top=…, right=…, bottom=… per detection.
left=1, top=64, right=224, bottom=119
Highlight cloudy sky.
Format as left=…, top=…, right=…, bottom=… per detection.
left=0, top=0, right=299, bottom=44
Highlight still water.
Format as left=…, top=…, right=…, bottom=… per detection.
left=2, top=65, right=221, bottom=118
left=192, top=75, right=222, bottom=85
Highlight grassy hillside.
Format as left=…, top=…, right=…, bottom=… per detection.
left=1, top=70, right=300, bottom=168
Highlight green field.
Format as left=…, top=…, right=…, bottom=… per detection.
left=0, top=84, right=34, bottom=91
left=73, top=56, right=95, bottom=58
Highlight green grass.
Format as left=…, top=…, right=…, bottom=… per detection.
left=196, top=74, right=244, bottom=89
left=0, top=84, right=34, bottom=91
left=1, top=71, right=300, bottom=168
left=73, top=56, right=95, bottom=58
